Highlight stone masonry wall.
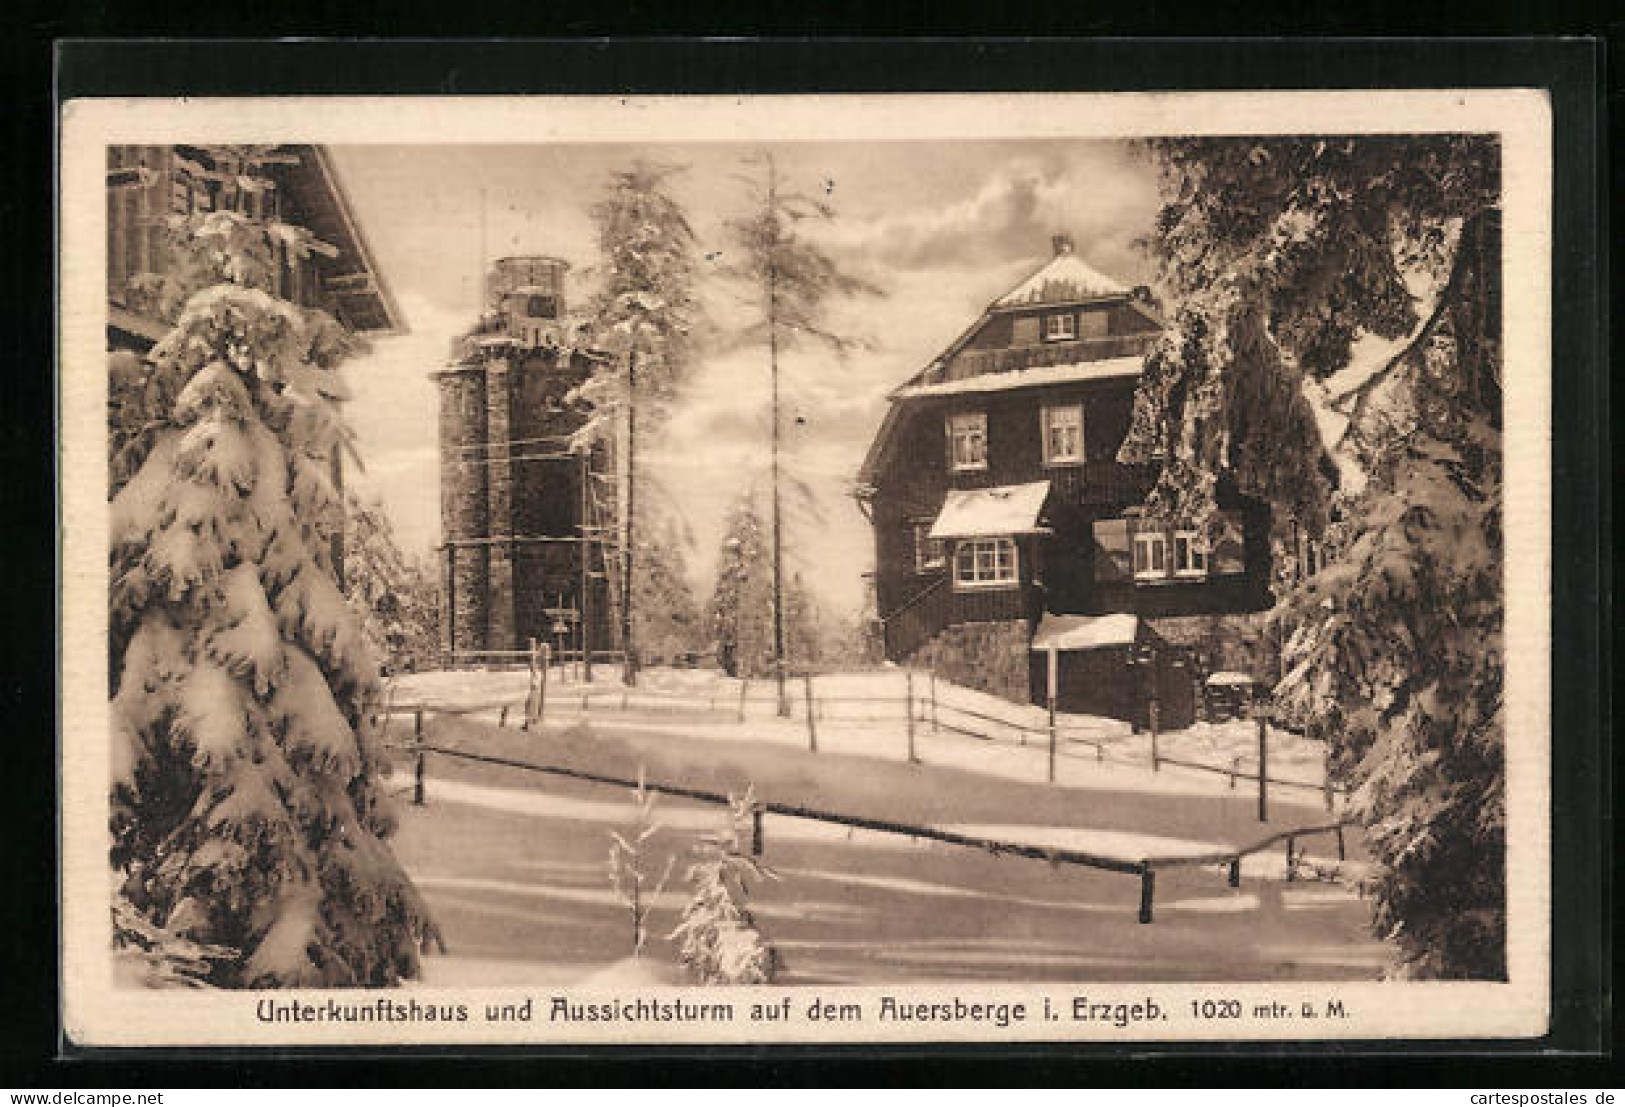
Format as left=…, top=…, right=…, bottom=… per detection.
left=908, top=619, right=1032, bottom=704
left=1149, top=611, right=1277, bottom=683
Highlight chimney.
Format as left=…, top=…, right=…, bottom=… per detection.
left=1051, top=233, right=1074, bottom=256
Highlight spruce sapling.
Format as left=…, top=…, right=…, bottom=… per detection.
left=669, top=786, right=781, bottom=985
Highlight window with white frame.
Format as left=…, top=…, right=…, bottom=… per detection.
left=953, top=537, right=1018, bottom=588
left=1043, top=312, right=1076, bottom=341
left=946, top=412, right=987, bottom=471
left=911, top=521, right=946, bottom=573
left=1172, top=528, right=1209, bottom=578
left=1041, top=403, right=1084, bottom=465
left=1132, top=529, right=1167, bottom=580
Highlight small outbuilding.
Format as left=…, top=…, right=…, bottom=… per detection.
left=1027, top=612, right=1197, bottom=730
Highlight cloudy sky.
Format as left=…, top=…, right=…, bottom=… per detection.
left=330, top=139, right=1162, bottom=616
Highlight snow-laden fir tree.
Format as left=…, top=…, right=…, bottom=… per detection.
left=725, top=152, right=880, bottom=713
left=628, top=510, right=706, bottom=667
left=570, top=160, right=705, bottom=684
left=1121, top=136, right=1503, bottom=977
left=707, top=493, right=824, bottom=679
left=108, top=145, right=440, bottom=987
left=669, top=787, right=781, bottom=986
left=343, top=491, right=441, bottom=675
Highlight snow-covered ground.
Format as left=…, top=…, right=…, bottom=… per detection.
left=382, top=751, right=1387, bottom=987
left=389, top=665, right=1340, bottom=805
left=376, top=665, right=1379, bottom=985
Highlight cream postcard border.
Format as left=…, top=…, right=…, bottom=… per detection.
left=59, top=89, right=1553, bottom=1046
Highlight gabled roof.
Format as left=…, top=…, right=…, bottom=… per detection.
left=855, top=241, right=1153, bottom=491
left=991, top=253, right=1130, bottom=309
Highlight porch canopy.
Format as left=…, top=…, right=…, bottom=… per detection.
left=928, top=480, right=1051, bottom=540
left=1030, top=612, right=1139, bottom=652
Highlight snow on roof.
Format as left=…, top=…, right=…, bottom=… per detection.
left=1030, top=613, right=1140, bottom=652
left=1205, top=671, right=1257, bottom=687
left=929, top=481, right=1051, bottom=539
left=992, top=253, right=1130, bottom=309
left=893, top=355, right=1144, bottom=400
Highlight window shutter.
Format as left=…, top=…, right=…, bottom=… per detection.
left=1092, top=518, right=1133, bottom=581
left=1212, top=510, right=1247, bottom=575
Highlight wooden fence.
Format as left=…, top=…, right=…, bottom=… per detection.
left=385, top=732, right=1357, bottom=925
left=376, top=667, right=1345, bottom=819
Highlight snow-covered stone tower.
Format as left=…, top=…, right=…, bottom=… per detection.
left=435, top=256, right=615, bottom=666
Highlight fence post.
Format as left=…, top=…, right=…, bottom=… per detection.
left=413, top=708, right=423, bottom=743
left=905, top=669, right=917, bottom=764
left=803, top=672, right=818, bottom=754
left=1257, top=712, right=1269, bottom=823
left=499, top=705, right=509, bottom=728
left=413, top=747, right=426, bottom=806
left=1323, top=743, right=1335, bottom=812
left=1046, top=646, right=1058, bottom=781
left=737, top=678, right=749, bottom=723
left=537, top=642, right=550, bottom=727
left=1137, top=865, right=1156, bottom=924
left=928, top=667, right=938, bottom=734
left=1284, top=835, right=1296, bottom=881
left=1149, top=700, right=1160, bottom=772
left=1336, top=824, right=1347, bottom=862
left=751, top=805, right=764, bottom=857
left=1047, top=697, right=1057, bottom=785
left=1227, top=857, right=1241, bottom=888
left=521, top=638, right=538, bottom=731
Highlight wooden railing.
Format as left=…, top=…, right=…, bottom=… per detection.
left=945, top=333, right=1155, bottom=380
left=879, top=575, right=953, bottom=659
left=385, top=728, right=1357, bottom=925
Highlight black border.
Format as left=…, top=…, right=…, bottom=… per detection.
left=10, top=36, right=1609, bottom=1086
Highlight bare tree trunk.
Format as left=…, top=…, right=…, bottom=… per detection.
left=623, top=349, right=638, bottom=687
left=766, top=157, right=789, bottom=717
left=579, top=447, right=593, bottom=682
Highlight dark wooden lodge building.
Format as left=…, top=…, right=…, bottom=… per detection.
left=856, top=234, right=1278, bottom=728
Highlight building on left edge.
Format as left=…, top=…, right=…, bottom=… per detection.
left=105, top=143, right=406, bottom=586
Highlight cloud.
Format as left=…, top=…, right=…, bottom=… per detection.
left=818, top=147, right=1161, bottom=287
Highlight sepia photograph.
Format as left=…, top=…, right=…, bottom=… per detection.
left=58, top=88, right=1555, bottom=1046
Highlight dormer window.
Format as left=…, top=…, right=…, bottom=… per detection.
left=1043, top=312, right=1076, bottom=342
left=946, top=412, right=987, bottom=471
